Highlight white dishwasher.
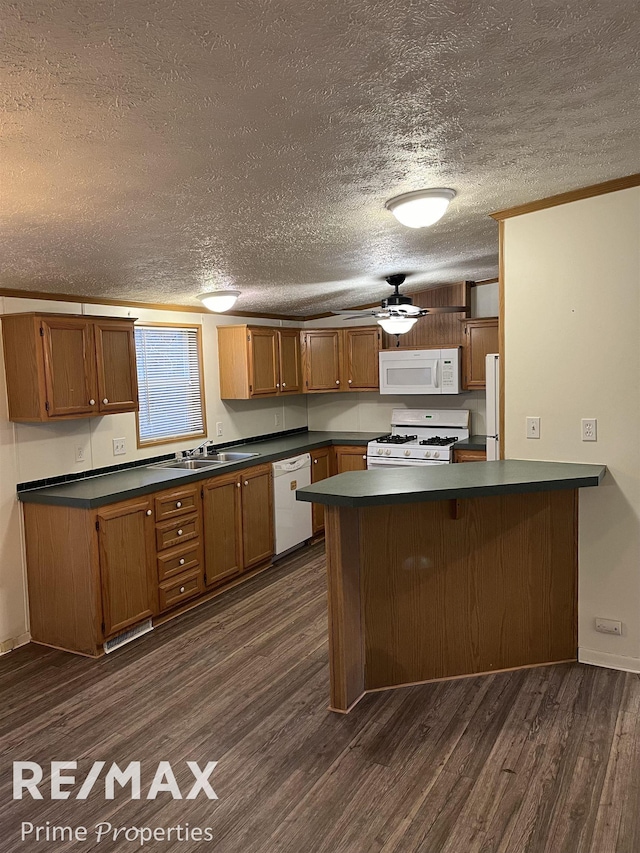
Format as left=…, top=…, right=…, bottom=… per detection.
left=272, top=453, right=312, bottom=557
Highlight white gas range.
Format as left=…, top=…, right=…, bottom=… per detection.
left=367, top=409, right=470, bottom=468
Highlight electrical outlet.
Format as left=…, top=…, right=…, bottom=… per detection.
left=595, top=617, right=622, bottom=635
left=526, top=417, right=540, bottom=439
left=112, top=437, right=126, bottom=456
left=582, top=418, right=597, bottom=441
left=75, top=446, right=85, bottom=463
left=216, top=422, right=223, bottom=437
left=275, top=412, right=281, bottom=428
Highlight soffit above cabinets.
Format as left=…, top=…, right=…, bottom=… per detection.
left=1, top=0, right=639, bottom=315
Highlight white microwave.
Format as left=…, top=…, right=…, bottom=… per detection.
left=378, top=348, right=461, bottom=395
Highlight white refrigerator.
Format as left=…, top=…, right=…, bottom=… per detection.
left=485, top=353, right=500, bottom=461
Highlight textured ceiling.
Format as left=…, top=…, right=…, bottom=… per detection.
left=1, top=0, right=639, bottom=316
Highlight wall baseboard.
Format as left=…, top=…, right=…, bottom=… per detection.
left=579, top=646, right=640, bottom=674
left=0, top=632, right=31, bottom=656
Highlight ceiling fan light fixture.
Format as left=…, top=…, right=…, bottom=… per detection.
left=198, top=290, right=240, bottom=312
left=385, top=188, right=456, bottom=229
left=377, top=316, right=418, bottom=335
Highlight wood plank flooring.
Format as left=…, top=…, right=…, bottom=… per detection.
left=1, top=542, right=639, bottom=852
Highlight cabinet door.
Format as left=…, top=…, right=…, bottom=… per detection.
left=278, top=329, right=302, bottom=393
left=248, top=327, right=279, bottom=396
left=97, top=499, right=157, bottom=638
left=463, top=318, right=499, bottom=389
left=241, top=466, right=274, bottom=570
left=303, top=331, right=341, bottom=392
left=310, top=447, right=332, bottom=535
left=344, top=327, right=380, bottom=390
left=334, top=445, right=368, bottom=473
left=41, top=317, right=97, bottom=416
left=202, top=473, right=243, bottom=587
left=94, top=321, right=139, bottom=413
left=454, top=449, right=487, bottom=463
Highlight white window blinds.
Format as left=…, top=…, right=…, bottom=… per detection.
left=135, top=325, right=205, bottom=444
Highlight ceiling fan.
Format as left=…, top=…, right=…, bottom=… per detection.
left=332, top=274, right=467, bottom=345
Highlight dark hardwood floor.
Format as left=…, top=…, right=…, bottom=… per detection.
left=1, top=542, right=639, bottom=852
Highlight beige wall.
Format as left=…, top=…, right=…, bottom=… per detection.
left=503, top=186, right=640, bottom=670
left=0, top=298, right=307, bottom=650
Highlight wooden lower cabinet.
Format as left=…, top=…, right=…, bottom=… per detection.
left=202, top=463, right=274, bottom=587
left=310, top=447, right=333, bottom=535
left=202, top=471, right=243, bottom=587
left=97, top=498, right=158, bottom=637
left=334, top=445, right=368, bottom=473
left=453, top=449, right=487, bottom=463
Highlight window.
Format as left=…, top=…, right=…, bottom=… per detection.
left=134, top=324, right=206, bottom=446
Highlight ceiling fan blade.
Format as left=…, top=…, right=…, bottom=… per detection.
left=420, top=305, right=468, bottom=314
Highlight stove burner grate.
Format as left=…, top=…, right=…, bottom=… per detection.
left=377, top=434, right=418, bottom=445
left=419, top=436, right=459, bottom=447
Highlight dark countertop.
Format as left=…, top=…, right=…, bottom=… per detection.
left=453, top=435, right=487, bottom=452
left=18, top=431, right=383, bottom=509
left=296, top=460, right=606, bottom=508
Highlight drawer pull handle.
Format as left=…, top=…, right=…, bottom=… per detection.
left=335, top=380, right=340, bottom=385
left=103, top=398, right=109, bottom=404
left=313, top=459, right=318, bottom=464
left=282, top=382, right=286, bottom=387
left=236, top=482, right=241, bottom=488
left=179, top=586, right=185, bottom=594
left=276, top=383, right=280, bottom=388
left=89, top=399, right=96, bottom=406
left=177, top=529, right=183, bottom=536
left=179, top=558, right=185, bottom=566
left=146, top=510, right=152, bottom=516
left=348, top=379, right=352, bottom=384
left=176, top=501, right=182, bottom=508
left=244, top=481, right=249, bottom=486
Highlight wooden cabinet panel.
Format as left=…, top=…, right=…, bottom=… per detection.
left=249, top=327, right=279, bottom=396
left=1, top=313, right=138, bottom=422
left=334, top=445, right=368, bottom=473
left=154, top=486, right=199, bottom=522
left=278, top=329, right=302, bottom=393
left=202, top=472, right=243, bottom=586
left=463, top=317, right=499, bottom=390
left=344, top=328, right=381, bottom=390
left=41, top=317, right=97, bottom=416
left=157, top=543, right=200, bottom=581
left=303, top=330, right=341, bottom=391
left=158, top=568, right=204, bottom=611
left=310, top=447, right=332, bottom=535
left=97, top=499, right=157, bottom=638
left=94, top=321, right=139, bottom=413
left=241, top=465, right=274, bottom=570
left=454, top=449, right=487, bottom=463
left=155, top=513, right=200, bottom=551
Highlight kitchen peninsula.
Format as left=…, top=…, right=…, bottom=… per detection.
left=297, top=460, right=605, bottom=713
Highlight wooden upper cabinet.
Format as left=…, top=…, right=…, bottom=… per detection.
left=202, top=471, right=243, bottom=587
left=248, top=327, right=279, bottom=396
left=278, top=329, right=302, bottom=393
left=462, top=317, right=499, bottom=390
left=344, top=327, right=381, bottom=390
left=94, top=321, right=139, bottom=413
left=310, top=446, right=332, bottom=535
left=97, top=498, right=157, bottom=638
left=0, top=312, right=138, bottom=422
left=303, top=330, right=341, bottom=391
left=217, top=325, right=302, bottom=399
left=41, top=316, right=98, bottom=417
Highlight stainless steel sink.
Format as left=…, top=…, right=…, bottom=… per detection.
left=148, top=450, right=259, bottom=470
left=150, top=458, right=227, bottom=470
left=208, top=451, right=260, bottom=462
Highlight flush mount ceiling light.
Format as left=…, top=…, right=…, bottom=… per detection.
left=385, top=188, right=456, bottom=229
left=377, top=316, right=419, bottom=334
left=198, top=290, right=240, bottom=312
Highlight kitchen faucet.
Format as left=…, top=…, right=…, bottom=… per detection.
left=185, top=439, right=212, bottom=458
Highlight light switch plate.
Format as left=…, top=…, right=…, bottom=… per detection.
left=75, top=446, right=85, bottom=463
left=216, top=422, right=223, bottom=437
left=112, top=437, right=126, bottom=456
left=526, top=417, right=540, bottom=439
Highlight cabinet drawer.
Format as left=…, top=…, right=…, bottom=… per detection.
left=157, top=543, right=200, bottom=582
left=155, top=514, right=200, bottom=551
left=154, top=488, right=199, bottom=522
left=158, top=569, right=204, bottom=612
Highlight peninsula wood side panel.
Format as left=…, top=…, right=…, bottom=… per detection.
left=359, top=490, right=578, bottom=691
